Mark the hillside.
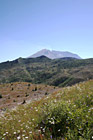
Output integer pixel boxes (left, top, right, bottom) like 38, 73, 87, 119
0, 57, 93, 87
0, 82, 60, 112
0, 80, 93, 140
30, 49, 81, 59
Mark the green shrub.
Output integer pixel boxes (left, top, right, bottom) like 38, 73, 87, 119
38, 93, 93, 139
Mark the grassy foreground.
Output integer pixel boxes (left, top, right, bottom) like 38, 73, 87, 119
0, 80, 93, 140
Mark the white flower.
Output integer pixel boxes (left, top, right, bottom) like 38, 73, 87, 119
54, 100, 57, 103
29, 131, 32, 134
25, 136, 28, 139
3, 133, 6, 136
43, 128, 45, 132
17, 136, 21, 140
14, 132, 16, 134
17, 130, 20, 133
51, 120, 55, 124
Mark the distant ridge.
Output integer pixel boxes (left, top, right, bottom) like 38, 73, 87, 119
30, 49, 81, 59
0, 56, 93, 86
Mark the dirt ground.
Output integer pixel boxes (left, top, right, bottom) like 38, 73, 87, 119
0, 82, 61, 113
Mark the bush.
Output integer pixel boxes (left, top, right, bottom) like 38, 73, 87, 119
45, 92, 49, 95
25, 93, 29, 97
28, 83, 30, 86
32, 87, 37, 91
11, 88, 14, 91
0, 94, 2, 98
39, 101, 69, 138
38, 94, 93, 139
13, 99, 16, 102
35, 87, 37, 91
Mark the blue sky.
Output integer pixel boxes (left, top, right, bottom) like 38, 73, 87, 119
0, 0, 93, 62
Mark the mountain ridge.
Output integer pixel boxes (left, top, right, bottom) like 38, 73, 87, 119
0, 56, 93, 86
30, 49, 81, 59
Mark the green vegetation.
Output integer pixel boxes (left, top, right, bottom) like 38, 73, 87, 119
0, 57, 93, 87
0, 80, 93, 140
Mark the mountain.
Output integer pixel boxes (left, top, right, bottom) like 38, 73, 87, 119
0, 56, 93, 87
30, 49, 81, 59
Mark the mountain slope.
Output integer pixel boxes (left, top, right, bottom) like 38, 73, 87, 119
0, 57, 93, 86
30, 49, 81, 59
0, 80, 93, 139
0, 82, 60, 112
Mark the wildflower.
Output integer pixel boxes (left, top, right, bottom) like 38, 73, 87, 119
49, 120, 51, 123
25, 136, 28, 139
43, 128, 45, 132
3, 133, 6, 136
23, 130, 26, 132
17, 130, 20, 133
54, 99, 57, 103
50, 135, 52, 139
69, 112, 72, 114
17, 136, 21, 140
29, 131, 32, 134
51, 120, 55, 124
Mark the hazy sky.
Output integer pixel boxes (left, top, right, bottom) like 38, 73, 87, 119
0, 0, 93, 62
